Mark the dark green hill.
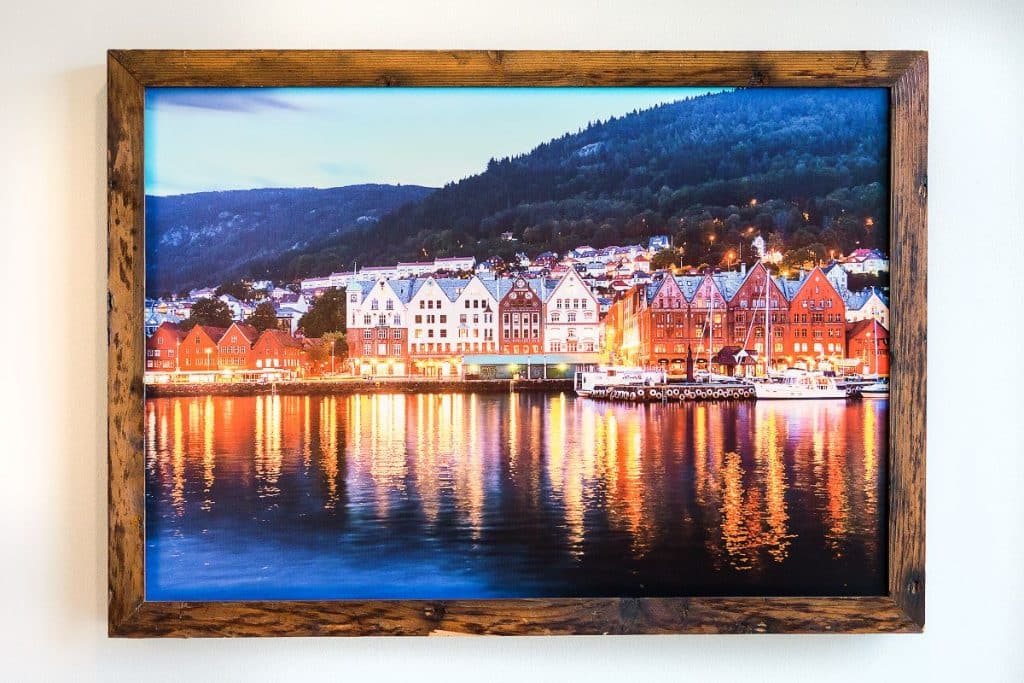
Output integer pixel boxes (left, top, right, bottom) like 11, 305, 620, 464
145, 184, 435, 295
272, 87, 889, 276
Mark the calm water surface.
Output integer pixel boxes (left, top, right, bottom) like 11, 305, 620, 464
145, 392, 887, 600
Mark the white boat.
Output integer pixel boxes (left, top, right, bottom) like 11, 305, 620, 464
754, 369, 847, 400
574, 367, 667, 397
859, 380, 889, 399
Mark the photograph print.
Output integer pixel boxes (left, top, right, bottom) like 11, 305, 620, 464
143, 85, 891, 601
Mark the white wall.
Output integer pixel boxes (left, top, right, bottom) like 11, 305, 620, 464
2, 1, 1021, 680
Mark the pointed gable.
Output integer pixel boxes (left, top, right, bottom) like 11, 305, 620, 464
648, 271, 685, 308
789, 266, 843, 302
222, 321, 259, 345
690, 273, 729, 309
730, 262, 788, 310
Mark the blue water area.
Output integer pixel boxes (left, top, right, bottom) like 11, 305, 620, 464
144, 392, 887, 601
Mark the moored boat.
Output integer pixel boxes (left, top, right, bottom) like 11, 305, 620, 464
574, 367, 667, 397
754, 369, 847, 400
859, 380, 889, 399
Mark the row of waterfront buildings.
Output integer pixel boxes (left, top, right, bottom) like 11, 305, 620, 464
145, 322, 317, 382
144, 237, 891, 382
341, 260, 890, 379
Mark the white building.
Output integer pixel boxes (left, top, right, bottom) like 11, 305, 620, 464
434, 256, 476, 272
543, 269, 601, 354
397, 261, 435, 277
407, 277, 463, 376
751, 234, 766, 260
841, 248, 889, 275
845, 287, 890, 329
823, 262, 849, 294
346, 279, 410, 376
299, 275, 332, 292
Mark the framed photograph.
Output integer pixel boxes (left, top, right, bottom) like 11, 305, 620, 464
108, 50, 926, 636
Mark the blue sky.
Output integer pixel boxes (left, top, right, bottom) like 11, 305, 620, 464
144, 87, 726, 196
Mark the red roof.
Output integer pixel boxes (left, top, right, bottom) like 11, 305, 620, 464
223, 322, 259, 344
255, 329, 305, 349
152, 321, 185, 340
193, 325, 228, 342
846, 319, 888, 339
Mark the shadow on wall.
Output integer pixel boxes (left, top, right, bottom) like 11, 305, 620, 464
58, 64, 107, 636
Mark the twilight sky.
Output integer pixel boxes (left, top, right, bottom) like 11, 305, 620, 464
144, 87, 726, 196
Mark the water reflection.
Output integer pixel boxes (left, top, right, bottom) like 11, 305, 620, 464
145, 393, 887, 600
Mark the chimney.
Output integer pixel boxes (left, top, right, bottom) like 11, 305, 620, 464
740, 262, 747, 275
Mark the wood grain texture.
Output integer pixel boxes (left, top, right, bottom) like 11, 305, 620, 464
109, 50, 926, 87
887, 53, 928, 628
107, 50, 927, 637
107, 52, 146, 633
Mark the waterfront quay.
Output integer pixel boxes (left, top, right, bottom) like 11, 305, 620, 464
145, 377, 574, 398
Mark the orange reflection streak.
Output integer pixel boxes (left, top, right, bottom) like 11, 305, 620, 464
303, 396, 312, 472
365, 395, 408, 517
320, 396, 339, 508
145, 403, 158, 472
253, 395, 283, 499
412, 394, 441, 523
719, 451, 751, 569
171, 399, 185, 516
761, 410, 790, 563
546, 393, 586, 557
201, 395, 215, 511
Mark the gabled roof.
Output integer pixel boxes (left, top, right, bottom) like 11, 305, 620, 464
189, 325, 227, 342
674, 274, 703, 301
785, 266, 842, 301
223, 322, 259, 343
847, 318, 889, 338
844, 286, 889, 311
386, 279, 416, 303
255, 328, 304, 349
150, 321, 185, 340
711, 271, 746, 301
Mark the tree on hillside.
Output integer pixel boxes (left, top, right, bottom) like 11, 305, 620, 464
181, 298, 233, 331
650, 248, 681, 271
246, 302, 280, 332
298, 288, 346, 338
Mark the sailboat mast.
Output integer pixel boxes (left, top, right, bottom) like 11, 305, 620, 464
708, 277, 713, 376
765, 266, 771, 375
873, 317, 880, 375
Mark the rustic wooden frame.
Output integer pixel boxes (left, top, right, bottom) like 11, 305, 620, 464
108, 50, 927, 637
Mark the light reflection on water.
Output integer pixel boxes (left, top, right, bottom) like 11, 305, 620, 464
145, 392, 887, 600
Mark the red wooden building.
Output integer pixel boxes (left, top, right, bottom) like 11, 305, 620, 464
779, 267, 847, 370
639, 274, 689, 371
846, 319, 890, 376
177, 325, 226, 373
251, 329, 306, 373
145, 321, 184, 372
725, 262, 789, 372
217, 322, 259, 371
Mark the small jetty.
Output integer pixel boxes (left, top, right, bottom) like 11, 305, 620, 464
576, 367, 876, 403
593, 382, 755, 402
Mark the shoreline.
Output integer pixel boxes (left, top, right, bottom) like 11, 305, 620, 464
145, 378, 574, 398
